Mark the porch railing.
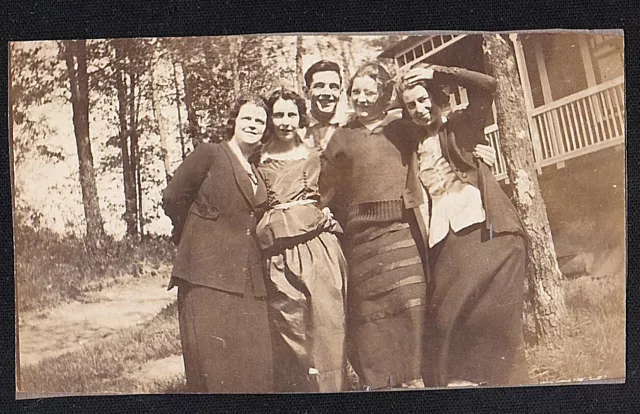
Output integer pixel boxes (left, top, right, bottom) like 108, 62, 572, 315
485, 123, 508, 182
484, 76, 625, 181
530, 76, 625, 167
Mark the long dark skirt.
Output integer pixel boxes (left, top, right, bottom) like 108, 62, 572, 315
424, 223, 528, 387
346, 222, 427, 389
266, 231, 347, 393
177, 279, 274, 393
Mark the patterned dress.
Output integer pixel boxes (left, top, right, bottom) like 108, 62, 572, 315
256, 148, 347, 393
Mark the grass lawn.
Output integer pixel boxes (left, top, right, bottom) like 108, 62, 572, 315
20, 301, 182, 394
526, 272, 625, 384
18, 269, 625, 394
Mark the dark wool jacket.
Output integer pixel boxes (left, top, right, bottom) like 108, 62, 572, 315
400, 66, 525, 249
162, 142, 269, 297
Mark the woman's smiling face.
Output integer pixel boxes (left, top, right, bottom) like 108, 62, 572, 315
271, 98, 301, 142
233, 102, 267, 145
350, 75, 384, 122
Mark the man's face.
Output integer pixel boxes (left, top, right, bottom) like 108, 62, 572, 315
233, 103, 267, 145
308, 70, 341, 118
401, 84, 440, 128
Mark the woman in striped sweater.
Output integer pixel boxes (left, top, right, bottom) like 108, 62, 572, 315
319, 62, 428, 389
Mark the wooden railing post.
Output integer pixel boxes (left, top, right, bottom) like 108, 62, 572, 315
510, 34, 543, 173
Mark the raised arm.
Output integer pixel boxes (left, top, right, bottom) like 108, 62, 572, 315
163, 143, 217, 242
430, 65, 497, 98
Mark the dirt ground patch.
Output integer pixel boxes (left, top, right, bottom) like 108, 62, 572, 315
17, 267, 176, 367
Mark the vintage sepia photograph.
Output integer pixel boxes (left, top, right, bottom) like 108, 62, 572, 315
11, 31, 625, 396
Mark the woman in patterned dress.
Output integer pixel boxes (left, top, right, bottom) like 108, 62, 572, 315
256, 87, 347, 393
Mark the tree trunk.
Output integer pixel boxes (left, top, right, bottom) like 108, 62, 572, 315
229, 37, 241, 95
171, 60, 187, 159
62, 40, 106, 250
180, 61, 202, 148
295, 35, 305, 94
150, 68, 172, 183
340, 37, 352, 82
482, 34, 566, 345
114, 42, 138, 237
129, 71, 144, 238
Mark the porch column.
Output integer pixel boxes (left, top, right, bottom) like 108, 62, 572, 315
510, 33, 543, 172
577, 35, 604, 134
533, 39, 553, 104
533, 36, 563, 160
578, 35, 598, 87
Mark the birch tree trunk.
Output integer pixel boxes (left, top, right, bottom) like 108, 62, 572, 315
482, 34, 566, 344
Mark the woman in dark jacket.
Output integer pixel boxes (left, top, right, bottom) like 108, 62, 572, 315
162, 92, 273, 393
397, 64, 529, 387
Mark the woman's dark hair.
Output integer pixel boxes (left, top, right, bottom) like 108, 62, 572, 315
347, 61, 394, 109
304, 60, 342, 88
224, 91, 270, 140
263, 87, 309, 144
395, 79, 450, 120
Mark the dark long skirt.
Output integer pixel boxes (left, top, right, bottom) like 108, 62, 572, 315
266, 231, 347, 393
424, 223, 528, 387
177, 279, 274, 393
346, 222, 427, 389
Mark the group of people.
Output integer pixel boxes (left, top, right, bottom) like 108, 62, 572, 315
162, 57, 529, 393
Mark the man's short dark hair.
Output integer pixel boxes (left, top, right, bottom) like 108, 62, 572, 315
304, 60, 342, 88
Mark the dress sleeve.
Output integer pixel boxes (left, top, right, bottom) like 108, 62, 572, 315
162, 143, 217, 243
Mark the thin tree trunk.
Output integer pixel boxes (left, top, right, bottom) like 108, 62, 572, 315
128, 67, 139, 236
229, 37, 241, 95
295, 35, 305, 93
340, 38, 352, 82
171, 60, 186, 159
150, 68, 172, 183
482, 34, 566, 345
115, 42, 138, 237
180, 61, 201, 148
62, 39, 106, 250
130, 71, 144, 238
202, 39, 222, 138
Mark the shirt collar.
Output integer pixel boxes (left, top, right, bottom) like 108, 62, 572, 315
357, 109, 404, 134
226, 139, 252, 172
308, 108, 353, 128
